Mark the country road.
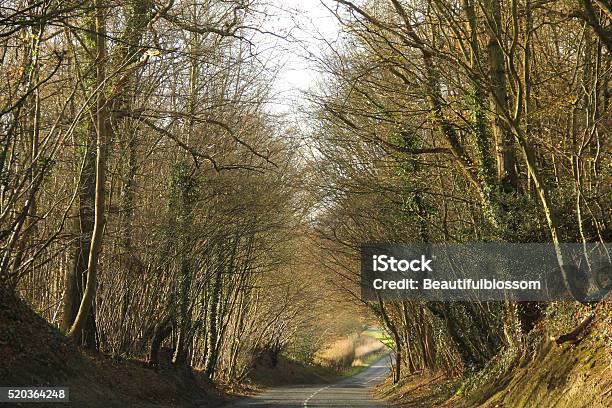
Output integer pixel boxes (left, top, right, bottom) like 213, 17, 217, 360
229, 356, 390, 407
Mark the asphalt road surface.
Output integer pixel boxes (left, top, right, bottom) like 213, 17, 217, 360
229, 356, 390, 407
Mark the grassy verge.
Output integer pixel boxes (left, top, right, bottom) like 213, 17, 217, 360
340, 351, 388, 377
315, 329, 389, 373
362, 328, 393, 348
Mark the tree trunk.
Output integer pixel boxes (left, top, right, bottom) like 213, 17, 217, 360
464, 0, 497, 183
204, 263, 223, 378
61, 123, 98, 349
148, 314, 173, 367
484, 0, 519, 191
376, 296, 401, 383
67, 0, 109, 341
173, 255, 192, 367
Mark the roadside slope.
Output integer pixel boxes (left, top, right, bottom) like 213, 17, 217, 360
378, 304, 611, 408
0, 289, 225, 407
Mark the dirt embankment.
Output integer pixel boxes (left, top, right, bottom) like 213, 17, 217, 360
0, 288, 225, 407
377, 304, 611, 408
459, 325, 610, 408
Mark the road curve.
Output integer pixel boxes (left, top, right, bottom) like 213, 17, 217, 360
229, 356, 390, 407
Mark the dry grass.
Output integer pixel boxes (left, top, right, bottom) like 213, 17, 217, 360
315, 333, 387, 371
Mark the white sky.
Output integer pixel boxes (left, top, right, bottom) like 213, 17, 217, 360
252, 0, 342, 115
